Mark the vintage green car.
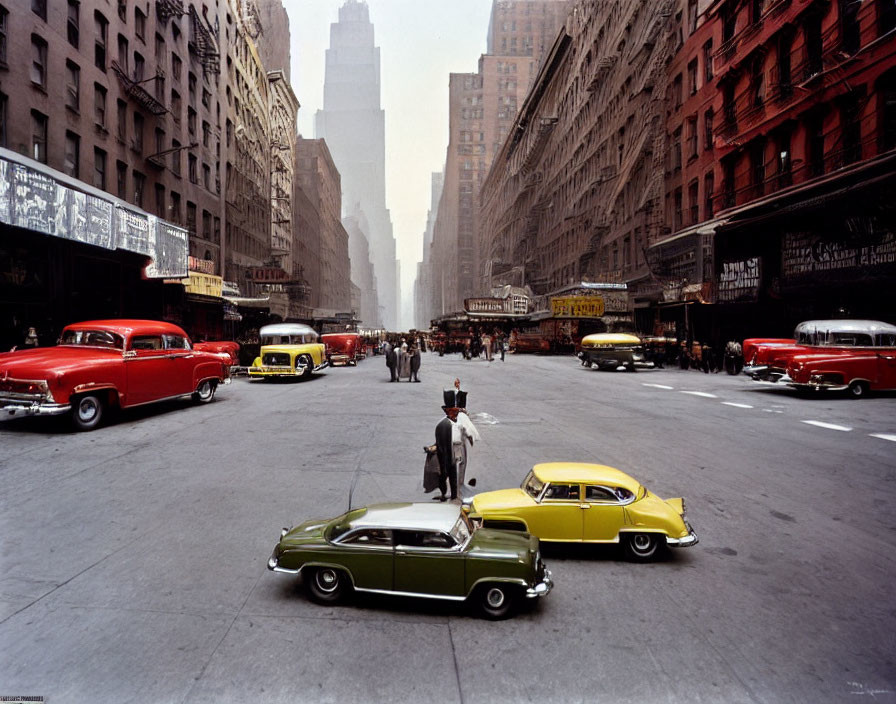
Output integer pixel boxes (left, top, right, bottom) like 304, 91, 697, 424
248, 323, 328, 379
268, 502, 553, 619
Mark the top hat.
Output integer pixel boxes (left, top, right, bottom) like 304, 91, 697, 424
442, 388, 456, 409
456, 390, 467, 408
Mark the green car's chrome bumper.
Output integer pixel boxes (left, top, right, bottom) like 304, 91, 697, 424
526, 569, 553, 598
267, 548, 300, 575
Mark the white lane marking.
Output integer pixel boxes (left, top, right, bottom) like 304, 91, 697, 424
680, 391, 718, 398
722, 402, 754, 409
802, 420, 852, 432
642, 383, 674, 390
869, 433, 896, 442
762, 409, 784, 413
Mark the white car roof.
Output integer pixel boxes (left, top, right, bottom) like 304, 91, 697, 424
259, 323, 318, 337
794, 320, 896, 335
350, 503, 461, 533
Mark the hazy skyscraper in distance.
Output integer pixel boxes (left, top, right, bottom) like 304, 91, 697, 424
315, 0, 400, 330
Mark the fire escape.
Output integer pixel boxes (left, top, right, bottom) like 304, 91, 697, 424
189, 5, 219, 77
111, 62, 168, 116
155, 0, 185, 24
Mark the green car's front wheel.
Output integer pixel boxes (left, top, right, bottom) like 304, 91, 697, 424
474, 583, 518, 620
305, 567, 350, 604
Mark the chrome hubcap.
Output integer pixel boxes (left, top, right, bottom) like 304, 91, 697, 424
317, 570, 338, 593
199, 382, 211, 398
486, 588, 505, 608
633, 534, 652, 552
78, 398, 98, 421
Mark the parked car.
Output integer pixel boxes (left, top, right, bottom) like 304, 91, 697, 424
268, 501, 553, 619
577, 333, 653, 371
0, 319, 231, 431
193, 340, 241, 369
467, 462, 697, 562
785, 347, 896, 398
744, 320, 896, 382
321, 332, 361, 367
248, 323, 327, 379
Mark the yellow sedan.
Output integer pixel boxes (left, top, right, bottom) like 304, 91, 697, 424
467, 463, 697, 561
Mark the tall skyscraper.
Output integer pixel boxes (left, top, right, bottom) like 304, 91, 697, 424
314, 0, 399, 330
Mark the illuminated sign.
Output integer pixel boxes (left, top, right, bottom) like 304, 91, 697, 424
249, 267, 293, 283
464, 298, 512, 314
551, 296, 605, 318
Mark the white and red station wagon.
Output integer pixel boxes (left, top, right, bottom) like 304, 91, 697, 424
0, 319, 231, 430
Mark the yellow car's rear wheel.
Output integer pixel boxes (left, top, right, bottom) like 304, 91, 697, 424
623, 533, 663, 562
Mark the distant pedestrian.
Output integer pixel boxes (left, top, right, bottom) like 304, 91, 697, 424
483, 332, 493, 361
398, 342, 411, 380
409, 343, 421, 382
499, 333, 506, 361
385, 341, 397, 382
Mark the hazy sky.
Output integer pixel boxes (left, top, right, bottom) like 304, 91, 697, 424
285, 0, 493, 326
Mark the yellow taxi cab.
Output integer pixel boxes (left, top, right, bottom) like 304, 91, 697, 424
467, 462, 697, 561
248, 323, 327, 380
577, 333, 653, 371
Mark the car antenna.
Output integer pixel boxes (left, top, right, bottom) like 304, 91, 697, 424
347, 468, 365, 512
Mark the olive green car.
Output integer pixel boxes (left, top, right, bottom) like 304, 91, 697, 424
268, 502, 553, 619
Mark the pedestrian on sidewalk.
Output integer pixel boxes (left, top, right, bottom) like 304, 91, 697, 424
434, 388, 480, 502
409, 343, 421, 382
385, 340, 397, 381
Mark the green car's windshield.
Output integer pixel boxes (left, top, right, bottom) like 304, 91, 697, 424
523, 471, 544, 499
450, 514, 472, 546
327, 508, 367, 542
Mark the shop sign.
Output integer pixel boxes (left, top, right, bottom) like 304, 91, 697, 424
189, 256, 216, 275
782, 231, 896, 277
718, 257, 761, 303
551, 296, 605, 318
249, 266, 293, 283
184, 272, 223, 298
465, 297, 512, 314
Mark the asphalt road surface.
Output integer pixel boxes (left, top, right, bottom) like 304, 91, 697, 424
1, 351, 895, 703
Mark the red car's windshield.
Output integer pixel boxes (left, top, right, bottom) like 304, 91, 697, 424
59, 329, 124, 349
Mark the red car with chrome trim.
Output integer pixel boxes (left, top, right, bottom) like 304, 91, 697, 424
0, 319, 231, 431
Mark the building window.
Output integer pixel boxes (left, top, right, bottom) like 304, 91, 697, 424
31, 110, 48, 163
202, 210, 211, 240
170, 191, 181, 223
116, 160, 127, 198
723, 80, 737, 128
840, 92, 863, 165
0, 7, 7, 67
171, 53, 181, 80
64, 131, 80, 177
117, 34, 129, 74
750, 54, 764, 108
155, 33, 165, 60
118, 0, 127, 22
687, 0, 698, 34
688, 179, 699, 224
687, 115, 698, 157
117, 99, 127, 141
135, 7, 146, 41
672, 127, 682, 171
67, 0, 80, 48
155, 127, 165, 156
93, 147, 106, 190
806, 111, 826, 176
804, 12, 823, 78
187, 107, 196, 135
776, 129, 793, 188
722, 157, 736, 207
202, 163, 211, 190
750, 138, 767, 197
703, 40, 713, 83
66, 61, 81, 112
94, 83, 107, 128
202, 120, 210, 147
133, 52, 144, 81
31, 35, 48, 88
881, 70, 896, 152
94, 12, 108, 70
132, 112, 144, 153
674, 187, 683, 230
188, 72, 196, 102
32, 0, 47, 21
133, 171, 145, 208
202, 88, 211, 109
186, 201, 197, 234
687, 58, 698, 96
840, 0, 861, 54
155, 183, 164, 216
0, 92, 6, 147
171, 139, 181, 175
750, 0, 764, 24
776, 31, 793, 99
188, 154, 197, 183
704, 108, 714, 150
673, 74, 683, 109
171, 90, 182, 122
704, 171, 715, 218
880, 0, 896, 36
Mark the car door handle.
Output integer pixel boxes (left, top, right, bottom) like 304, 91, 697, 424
579, 504, 591, 509
396, 550, 407, 556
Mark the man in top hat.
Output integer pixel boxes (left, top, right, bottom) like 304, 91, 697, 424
434, 387, 480, 501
